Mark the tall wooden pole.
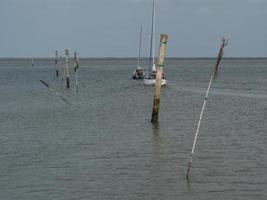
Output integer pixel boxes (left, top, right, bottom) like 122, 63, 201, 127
55, 50, 59, 78
65, 49, 70, 88
151, 34, 168, 124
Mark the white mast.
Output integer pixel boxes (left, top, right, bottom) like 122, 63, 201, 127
137, 26, 143, 68
152, 0, 156, 69
149, 0, 156, 71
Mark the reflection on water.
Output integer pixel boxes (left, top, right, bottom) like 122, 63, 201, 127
152, 123, 161, 159
148, 123, 164, 199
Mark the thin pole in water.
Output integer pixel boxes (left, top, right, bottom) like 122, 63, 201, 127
186, 37, 228, 180
151, 34, 168, 124
55, 50, 59, 78
74, 51, 79, 93
64, 49, 70, 88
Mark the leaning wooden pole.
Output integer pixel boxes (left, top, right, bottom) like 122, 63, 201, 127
186, 38, 228, 180
55, 50, 59, 78
64, 49, 70, 88
40, 80, 71, 106
151, 34, 168, 124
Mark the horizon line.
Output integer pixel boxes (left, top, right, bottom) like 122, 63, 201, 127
0, 56, 267, 60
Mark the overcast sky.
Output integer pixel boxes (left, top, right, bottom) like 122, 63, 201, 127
0, 0, 266, 58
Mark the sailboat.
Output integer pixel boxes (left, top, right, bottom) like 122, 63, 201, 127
132, 26, 145, 79
144, 0, 166, 86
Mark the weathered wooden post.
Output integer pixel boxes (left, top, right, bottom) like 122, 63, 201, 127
64, 49, 70, 88
55, 50, 59, 78
151, 34, 168, 123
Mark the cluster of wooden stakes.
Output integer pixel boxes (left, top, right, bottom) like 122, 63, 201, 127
54, 49, 80, 90
40, 34, 228, 181
39, 49, 80, 105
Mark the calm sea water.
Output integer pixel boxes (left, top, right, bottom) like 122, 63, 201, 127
0, 58, 266, 200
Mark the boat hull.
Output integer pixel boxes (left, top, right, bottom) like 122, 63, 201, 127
133, 75, 144, 79
143, 78, 166, 86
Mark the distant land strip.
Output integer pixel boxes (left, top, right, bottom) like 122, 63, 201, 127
0, 57, 267, 60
